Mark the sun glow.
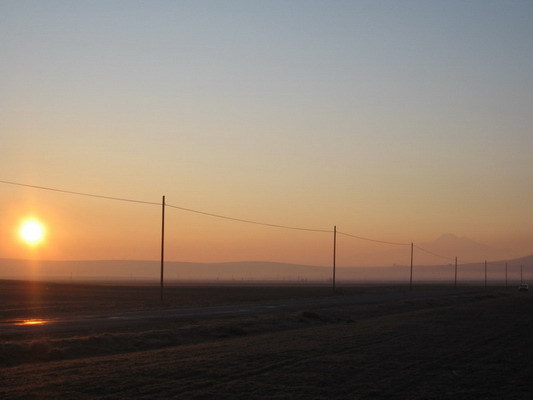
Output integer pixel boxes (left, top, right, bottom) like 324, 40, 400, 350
19, 219, 46, 246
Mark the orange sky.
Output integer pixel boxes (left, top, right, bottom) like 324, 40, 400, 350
2, 2, 533, 267
1, 181, 531, 267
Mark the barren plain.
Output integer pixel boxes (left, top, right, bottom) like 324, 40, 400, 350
1, 280, 532, 399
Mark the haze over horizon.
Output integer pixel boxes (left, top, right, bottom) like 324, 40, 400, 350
1, 230, 530, 270
2, 1, 532, 271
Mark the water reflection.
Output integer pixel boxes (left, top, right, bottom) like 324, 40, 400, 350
14, 318, 48, 326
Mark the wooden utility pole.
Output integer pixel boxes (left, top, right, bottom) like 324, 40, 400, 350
409, 242, 414, 290
484, 260, 487, 289
332, 226, 337, 290
454, 256, 458, 289
160, 195, 166, 302
505, 263, 508, 288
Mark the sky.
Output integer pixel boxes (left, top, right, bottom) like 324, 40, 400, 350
1, 0, 533, 267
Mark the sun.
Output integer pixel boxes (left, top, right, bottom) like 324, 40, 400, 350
19, 219, 46, 246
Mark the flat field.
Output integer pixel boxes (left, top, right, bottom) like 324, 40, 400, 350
1, 280, 532, 399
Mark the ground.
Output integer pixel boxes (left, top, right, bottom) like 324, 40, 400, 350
1, 281, 532, 399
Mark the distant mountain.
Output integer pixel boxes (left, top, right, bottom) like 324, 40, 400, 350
505, 254, 533, 266
0, 259, 331, 282
1, 254, 532, 284
419, 233, 506, 263
354, 234, 516, 266
429, 233, 489, 252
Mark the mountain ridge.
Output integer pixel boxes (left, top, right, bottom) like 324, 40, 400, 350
1, 254, 532, 283
351, 233, 517, 266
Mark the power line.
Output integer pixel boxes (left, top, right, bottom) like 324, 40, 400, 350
0, 179, 331, 233
0, 179, 476, 263
336, 231, 410, 246
165, 202, 332, 233
4, 178, 503, 286
0, 179, 160, 206
413, 244, 455, 261
457, 258, 478, 265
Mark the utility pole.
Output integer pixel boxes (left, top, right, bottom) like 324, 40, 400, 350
409, 242, 414, 290
160, 195, 166, 302
505, 263, 508, 288
454, 256, 458, 289
521, 264, 523, 284
332, 226, 337, 290
484, 260, 487, 289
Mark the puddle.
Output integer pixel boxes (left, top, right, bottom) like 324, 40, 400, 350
18, 319, 48, 326
0, 318, 50, 326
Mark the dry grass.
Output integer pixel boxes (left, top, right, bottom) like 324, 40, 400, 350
0, 279, 375, 319
1, 280, 532, 399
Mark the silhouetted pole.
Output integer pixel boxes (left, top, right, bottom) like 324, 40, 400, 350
521, 264, 523, 284
505, 263, 508, 288
454, 256, 458, 289
332, 225, 337, 290
160, 195, 166, 301
409, 242, 414, 290
484, 260, 487, 289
